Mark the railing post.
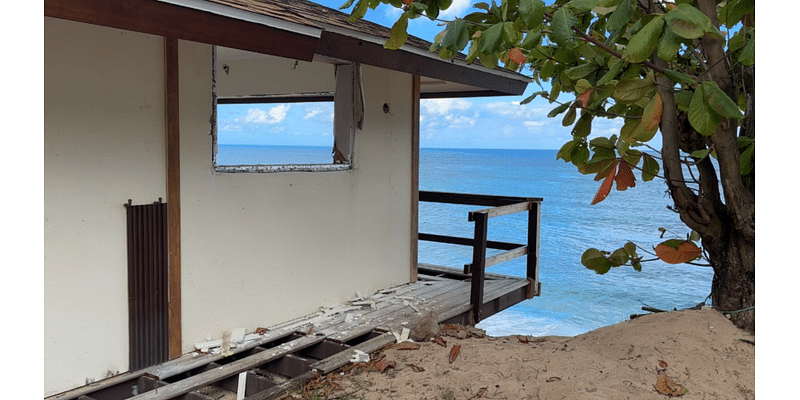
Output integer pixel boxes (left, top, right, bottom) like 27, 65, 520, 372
470, 211, 488, 325
526, 201, 541, 297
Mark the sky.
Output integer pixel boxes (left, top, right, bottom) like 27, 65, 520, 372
216, 0, 625, 151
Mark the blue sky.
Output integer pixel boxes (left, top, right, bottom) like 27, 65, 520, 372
217, 0, 626, 150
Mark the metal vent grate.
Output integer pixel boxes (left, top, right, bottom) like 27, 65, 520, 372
125, 199, 169, 371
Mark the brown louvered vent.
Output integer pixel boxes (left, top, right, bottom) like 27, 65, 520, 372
125, 199, 169, 371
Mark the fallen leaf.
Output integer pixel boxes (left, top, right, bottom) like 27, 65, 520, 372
449, 345, 461, 363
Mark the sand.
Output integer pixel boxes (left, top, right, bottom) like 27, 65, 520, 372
286, 309, 754, 399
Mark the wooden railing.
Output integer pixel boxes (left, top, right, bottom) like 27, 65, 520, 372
418, 191, 543, 323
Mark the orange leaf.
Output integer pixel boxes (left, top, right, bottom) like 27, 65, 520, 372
615, 160, 637, 191
591, 161, 617, 205
631, 93, 663, 142
654, 240, 702, 264
509, 47, 526, 65
577, 88, 594, 108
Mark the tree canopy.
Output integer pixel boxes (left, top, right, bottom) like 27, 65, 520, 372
343, 0, 755, 331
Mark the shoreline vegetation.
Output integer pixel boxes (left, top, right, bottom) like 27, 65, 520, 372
281, 309, 754, 400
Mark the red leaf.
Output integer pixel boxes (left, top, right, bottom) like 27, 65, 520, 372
655, 240, 702, 264
508, 47, 526, 65
591, 161, 617, 205
577, 89, 593, 108
615, 160, 637, 191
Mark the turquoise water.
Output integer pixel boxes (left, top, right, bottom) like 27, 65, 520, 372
218, 145, 714, 337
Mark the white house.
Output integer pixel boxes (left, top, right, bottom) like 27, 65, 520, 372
44, 0, 533, 397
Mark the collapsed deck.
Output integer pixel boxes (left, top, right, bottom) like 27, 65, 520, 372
48, 266, 537, 400
48, 191, 543, 400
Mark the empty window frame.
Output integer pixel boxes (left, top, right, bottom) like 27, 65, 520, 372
213, 56, 363, 173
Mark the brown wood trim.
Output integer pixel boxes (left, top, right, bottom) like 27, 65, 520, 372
45, 0, 317, 62
165, 37, 182, 360
315, 32, 528, 96
410, 75, 421, 283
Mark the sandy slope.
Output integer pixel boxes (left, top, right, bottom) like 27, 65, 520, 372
298, 309, 754, 400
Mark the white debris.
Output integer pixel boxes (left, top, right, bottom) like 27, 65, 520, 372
393, 327, 411, 343
350, 349, 370, 363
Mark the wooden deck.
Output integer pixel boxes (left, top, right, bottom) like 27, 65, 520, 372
47, 265, 537, 400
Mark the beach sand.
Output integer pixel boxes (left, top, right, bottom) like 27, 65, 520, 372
283, 309, 754, 399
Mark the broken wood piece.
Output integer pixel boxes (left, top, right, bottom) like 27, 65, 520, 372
236, 372, 247, 400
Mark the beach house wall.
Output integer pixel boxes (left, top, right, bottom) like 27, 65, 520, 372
44, 0, 529, 396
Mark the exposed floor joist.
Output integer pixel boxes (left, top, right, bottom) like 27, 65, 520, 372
48, 267, 535, 400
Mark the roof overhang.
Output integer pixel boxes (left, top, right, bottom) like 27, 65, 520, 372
44, 0, 530, 97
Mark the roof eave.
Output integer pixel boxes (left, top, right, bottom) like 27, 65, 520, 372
45, 0, 530, 96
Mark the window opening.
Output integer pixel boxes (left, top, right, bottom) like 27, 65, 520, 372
212, 47, 362, 173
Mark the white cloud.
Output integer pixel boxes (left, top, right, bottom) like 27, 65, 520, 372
241, 104, 290, 125
422, 98, 472, 115
302, 108, 322, 120
438, 0, 472, 19
523, 120, 545, 130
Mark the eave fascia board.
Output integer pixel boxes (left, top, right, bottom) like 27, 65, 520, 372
315, 31, 530, 96
318, 23, 530, 85
155, 0, 323, 39
45, 0, 318, 62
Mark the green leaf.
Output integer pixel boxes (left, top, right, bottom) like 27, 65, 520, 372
548, 102, 571, 118
474, 2, 491, 11
441, 18, 470, 52
665, 3, 713, 39
518, 0, 545, 30
582, 248, 614, 274
641, 153, 659, 181
551, 7, 578, 49
702, 81, 744, 120
520, 90, 548, 105
738, 36, 755, 66
688, 85, 720, 136
623, 15, 664, 64
578, 157, 614, 175
606, 0, 636, 33
663, 69, 697, 85
557, 139, 581, 162
562, 105, 577, 126
571, 142, 590, 165
656, 26, 682, 62
673, 90, 693, 111
565, 62, 599, 80
565, 0, 599, 12
596, 59, 625, 86
572, 113, 593, 138
521, 31, 543, 50
613, 77, 656, 103
609, 247, 631, 265
384, 13, 409, 50
479, 22, 505, 55
690, 149, 709, 159
739, 141, 754, 175
502, 21, 522, 45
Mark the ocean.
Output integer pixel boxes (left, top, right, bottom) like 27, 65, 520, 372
218, 145, 714, 337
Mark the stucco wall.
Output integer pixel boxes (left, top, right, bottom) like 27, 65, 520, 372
44, 19, 414, 397
44, 18, 166, 396
179, 43, 413, 350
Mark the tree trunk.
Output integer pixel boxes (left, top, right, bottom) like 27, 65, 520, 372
703, 223, 756, 333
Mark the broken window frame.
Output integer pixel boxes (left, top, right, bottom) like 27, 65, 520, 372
211, 50, 363, 173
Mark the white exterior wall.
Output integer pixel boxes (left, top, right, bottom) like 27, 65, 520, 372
44, 18, 166, 396
179, 43, 413, 349
44, 18, 414, 397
